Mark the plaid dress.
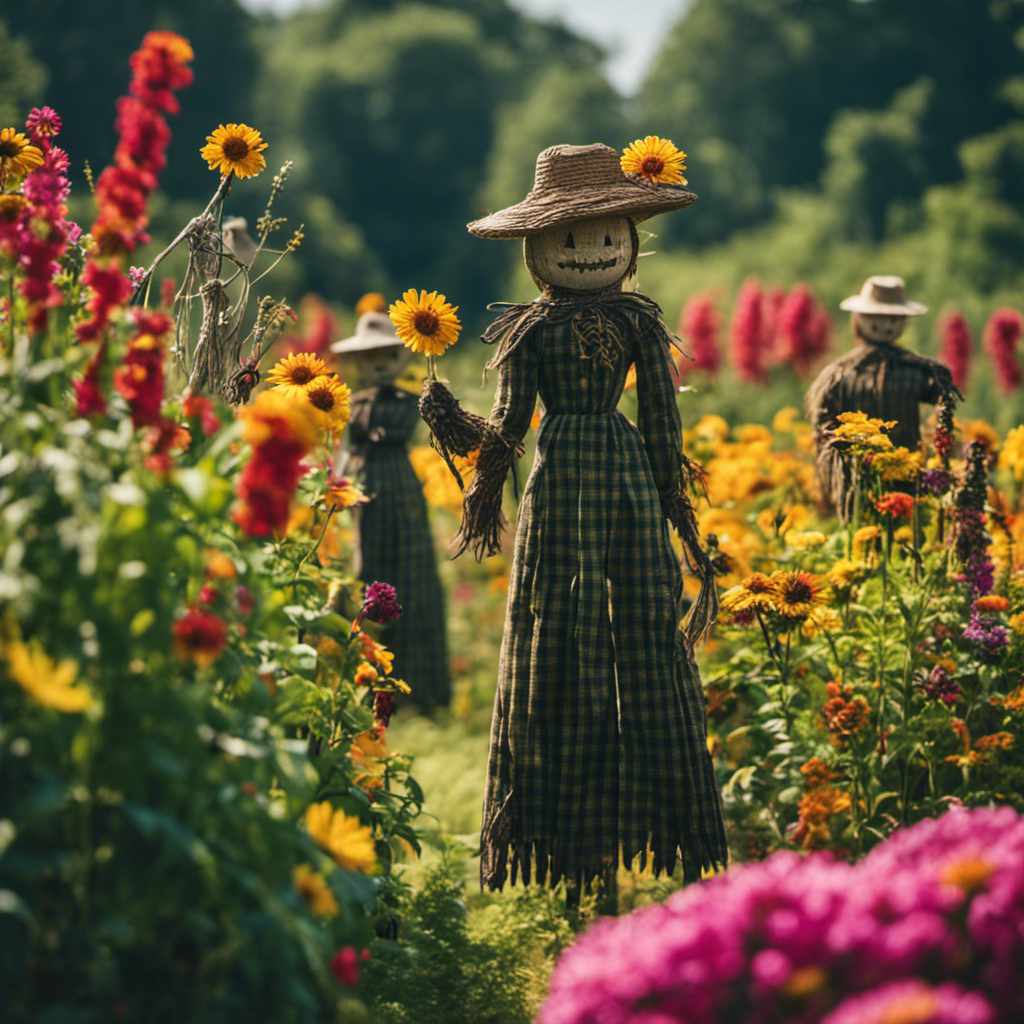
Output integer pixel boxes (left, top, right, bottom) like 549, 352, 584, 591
347, 385, 451, 710
476, 298, 728, 891
806, 341, 957, 519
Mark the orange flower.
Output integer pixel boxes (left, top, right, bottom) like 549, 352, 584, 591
973, 595, 1009, 614
874, 492, 915, 520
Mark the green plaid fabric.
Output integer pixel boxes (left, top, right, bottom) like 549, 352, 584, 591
806, 342, 956, 519
478, 306, 728, 891
347, 385, 451, 710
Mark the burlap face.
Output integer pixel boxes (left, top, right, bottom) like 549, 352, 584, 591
525, 215, 633, 291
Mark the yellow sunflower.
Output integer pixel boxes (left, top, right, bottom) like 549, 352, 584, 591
620, 135, 687, 185
389, 289, 461, 357
304, 801, 377, 873
4, 641, 94, 713
267, 352, 331, 394
720, 572, 779, 614
293, 863, 339, 918
200, 123, 268, 179
0, 128, 44, 179
770, 570, 826, 622
302, 377, 352, 439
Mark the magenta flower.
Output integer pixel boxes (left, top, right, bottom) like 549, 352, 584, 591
676, 292, 721, 376
938, 310, 972, 392
819, 981, 996, 1024
983, 308, 1022, 393
358, 581, 402, 626
729, 277, 768, 383
776, 282, 830, 376
920, 664, 961, 705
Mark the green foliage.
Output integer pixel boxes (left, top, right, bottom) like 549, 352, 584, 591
0, 21, 46, 128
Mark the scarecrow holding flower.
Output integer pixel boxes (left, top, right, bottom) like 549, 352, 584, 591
418, 140, 728, 901
330, 311, 451, 711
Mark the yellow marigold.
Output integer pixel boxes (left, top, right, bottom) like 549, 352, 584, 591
693, 413, 730, 442
238, 388, 320, 450
828, 558, 872, 598
0, 128, 44, 178
772, 406, 801, 434
389, 289, 461, 357
200, 123, 268, 179
4, 641, 94, 712
771, 570, 826, 622
831, 412, 895, 452
302, 377, 352, 440
355, 292, 387, 316
869, 446, 923, 481
756, 503, 811, 538
852, 525, 881, 559
354, 663, 378, 687
998, 424, 1024, 481
293, 863, 339, 918
304, 801, 377, 873
801, 605, 842, 639
735, 424, 773, 446
960, 418, 1000, 452
620, 135, 687, 185
327, 476, 368, 510
1008, 613, 1024, 636
940, 857, 995, 896
785, 530, 827, 550
267, 352, 331, 393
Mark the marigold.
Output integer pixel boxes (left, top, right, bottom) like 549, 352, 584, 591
304, 801, 377, 873
868, 446, 922, 481
4, 641, 94, 712
821, 693, 871, 741
973, 595, 1009, 614
293, 863, 339, 918
620, 135, 687, 185
389, 289, 461, 357
200, 123, 267, 179
267, 352, 331, 393
0, 128, 45, 179
874, 492, 915, 520
998, 424, 1024, 481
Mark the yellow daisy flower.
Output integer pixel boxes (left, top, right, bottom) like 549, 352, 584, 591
0, 128, 44, 179
302, 377, 352, 440
4, 641, 94, 713
267, 352, 331, 394
869, 446, 923, 481
720, 572, 779, 614
770, 570, 826, 622
389, 289, 461, 357
293, 863, 339, 918
620, 135, 687, 185
997, 424, 1024, 481
772, 406, 801, 434
200, 123, 268, 179
304, 801, 377, 873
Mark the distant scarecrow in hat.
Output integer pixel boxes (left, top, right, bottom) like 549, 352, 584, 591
806, 275, 961, 521
333, 312, 451, 711
420, 140, 728, 901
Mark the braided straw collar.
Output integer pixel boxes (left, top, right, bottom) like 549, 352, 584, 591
468, 143, 696, 239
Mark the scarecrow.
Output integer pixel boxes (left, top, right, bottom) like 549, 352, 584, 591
806, 275, 961, 520
420, 141, 729, 900
333, 311, 451, 711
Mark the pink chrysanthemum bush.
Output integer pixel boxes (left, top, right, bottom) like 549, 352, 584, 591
539, 806, 1024, 1024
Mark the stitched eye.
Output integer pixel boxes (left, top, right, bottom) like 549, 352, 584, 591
564, 232, 575, 249
604, 234, 612, 246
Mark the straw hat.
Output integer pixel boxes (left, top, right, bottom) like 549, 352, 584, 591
468, 143, 696, 239
331, 311, 403, 354
839, 276, 927, 316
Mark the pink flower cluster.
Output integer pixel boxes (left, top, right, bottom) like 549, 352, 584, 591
983, 308, 1022, 393
729, 277, 767, 383
538, 806, 1024, 1024
675, 293, 721, 376
0, 107, 81, 334
775, 283, 831, 375
938, 310, 972, 391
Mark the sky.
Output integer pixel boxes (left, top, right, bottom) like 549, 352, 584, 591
238, 0, 692, 95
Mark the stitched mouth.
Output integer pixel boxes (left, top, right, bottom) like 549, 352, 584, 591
556, 256, 619, 273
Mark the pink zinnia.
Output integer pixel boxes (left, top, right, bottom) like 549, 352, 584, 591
729, 277, 767, 383
938, 309, 972, 391
983, 307, 1022, 392
676, 292, 721, 375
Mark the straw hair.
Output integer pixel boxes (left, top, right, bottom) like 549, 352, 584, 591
839, 276, 927, 316
468, 143, 696, 239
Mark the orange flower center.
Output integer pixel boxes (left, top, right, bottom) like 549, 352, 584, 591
640, 155, 665, 177
290, 366, 313, 385
309, 387, 336, 412
413, 310, 440, 336
222, 136, 250, 161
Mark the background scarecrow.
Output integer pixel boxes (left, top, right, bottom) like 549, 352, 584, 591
422, 141, 729, 902
806, 275, 961, 520
333, 312, 451, 711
